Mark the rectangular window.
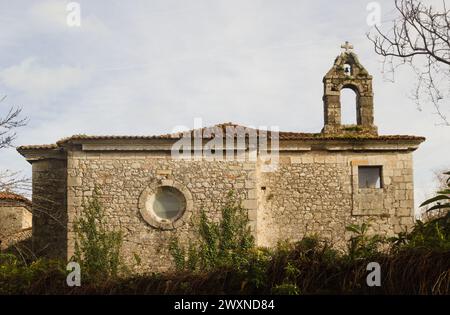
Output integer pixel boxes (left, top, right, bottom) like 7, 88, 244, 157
358, 166, 382, 188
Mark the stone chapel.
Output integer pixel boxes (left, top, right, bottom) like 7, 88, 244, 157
17, 44, 425, 272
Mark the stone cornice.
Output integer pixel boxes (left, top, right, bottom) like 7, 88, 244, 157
16, 147, 66, 163
16, 136, 424, 159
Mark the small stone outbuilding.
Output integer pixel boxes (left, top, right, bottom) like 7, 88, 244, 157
0, 192, 32, 250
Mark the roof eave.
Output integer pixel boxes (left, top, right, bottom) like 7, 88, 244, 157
16, 146, 66, 162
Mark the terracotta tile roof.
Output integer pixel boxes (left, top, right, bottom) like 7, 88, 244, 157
17, 122, 425, 150
55, 133, 425, 142
16, 144, 58, 150
0, 192, 32, 206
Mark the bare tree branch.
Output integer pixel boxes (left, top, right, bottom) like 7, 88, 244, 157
368, 0, 450, 126
0, 96, 30, 194
0, 96, 28, 149
0, 170, 31, 193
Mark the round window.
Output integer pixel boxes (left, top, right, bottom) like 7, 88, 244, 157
148, 186, 186, 220
139, 181, 193, 230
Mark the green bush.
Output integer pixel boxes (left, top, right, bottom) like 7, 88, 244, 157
169, 192, 254, 272
0, 254, 65, 294
346, 222, 385, 260
1, 186, 449, 295
420, 171, 450, 213
391, 171, 450, 252
1, 220, 449, 294
271, 283, 300, 295
73, 188, 124, 280
390, 212, 450, 251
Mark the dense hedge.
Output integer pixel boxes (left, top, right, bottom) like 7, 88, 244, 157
1, 185, 449, 295
1, 237, 448, 295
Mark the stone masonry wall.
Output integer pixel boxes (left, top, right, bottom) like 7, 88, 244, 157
64, 149, 415, 273
257, 151, 415, 248
0, 201, 32, 237
32, 159, 68, 259
66, 150, 258, 273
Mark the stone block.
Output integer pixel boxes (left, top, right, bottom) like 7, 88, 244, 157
242, 199, 257, 210
156, 169, 172, 175
397, 207, 412, 217
248, 209, 257, 221
248, 189, 258, 199
245, 180, 255, 189
302, 156, 313, 163
68, 176, 82, 187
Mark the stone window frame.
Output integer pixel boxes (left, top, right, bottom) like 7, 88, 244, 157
138, 179, 193, 230
351, 160, 387, 216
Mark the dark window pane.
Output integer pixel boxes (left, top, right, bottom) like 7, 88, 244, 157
358, 166, 382, 188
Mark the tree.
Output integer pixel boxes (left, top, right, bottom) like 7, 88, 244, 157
367, 0, 450, 125
0, 96, 29, 192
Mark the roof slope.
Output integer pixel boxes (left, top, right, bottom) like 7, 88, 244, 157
16, 122, 426, 150
0, 192, 32, 206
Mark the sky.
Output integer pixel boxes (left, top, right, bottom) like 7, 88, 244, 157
0, 0, 448, 213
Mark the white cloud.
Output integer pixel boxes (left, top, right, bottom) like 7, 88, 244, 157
0, 57, 89, 99
0, 0, 447, 212
29, 0, 68, 29
28, 0, 108, 35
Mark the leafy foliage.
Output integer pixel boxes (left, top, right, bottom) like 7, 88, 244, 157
420, 171, 450, 213
271, 283, 300, 295
0, 254, 65, 294
390, 212, 450, 251
169, 192, 254, 272
346, 222, 385, 260
386, 171, 450, 251
73, 188, 123, 280
1, 189, 449, 295
1, 216, 449, 294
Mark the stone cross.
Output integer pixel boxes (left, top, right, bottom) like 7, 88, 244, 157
341, 41, 354, 52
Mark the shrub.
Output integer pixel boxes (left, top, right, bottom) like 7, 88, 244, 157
73, 188, 123, 280
169, 192, 254, 272
390, 212, 450, 251
0, 254, 65, 294
420, 171, 450, 214
271, 283, 300, 295
1, 185, 449, 295
391, 172, 450, 252
346, 222, 385, 260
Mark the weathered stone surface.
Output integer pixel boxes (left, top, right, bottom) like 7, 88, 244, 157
35, 148, 416, 273
32, 159, 68, 260
0, 197, 32, 238
65, 153, 257, 272
256, 151, 415, 248
322, 50, 377, 136
15, 45, 424, 273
